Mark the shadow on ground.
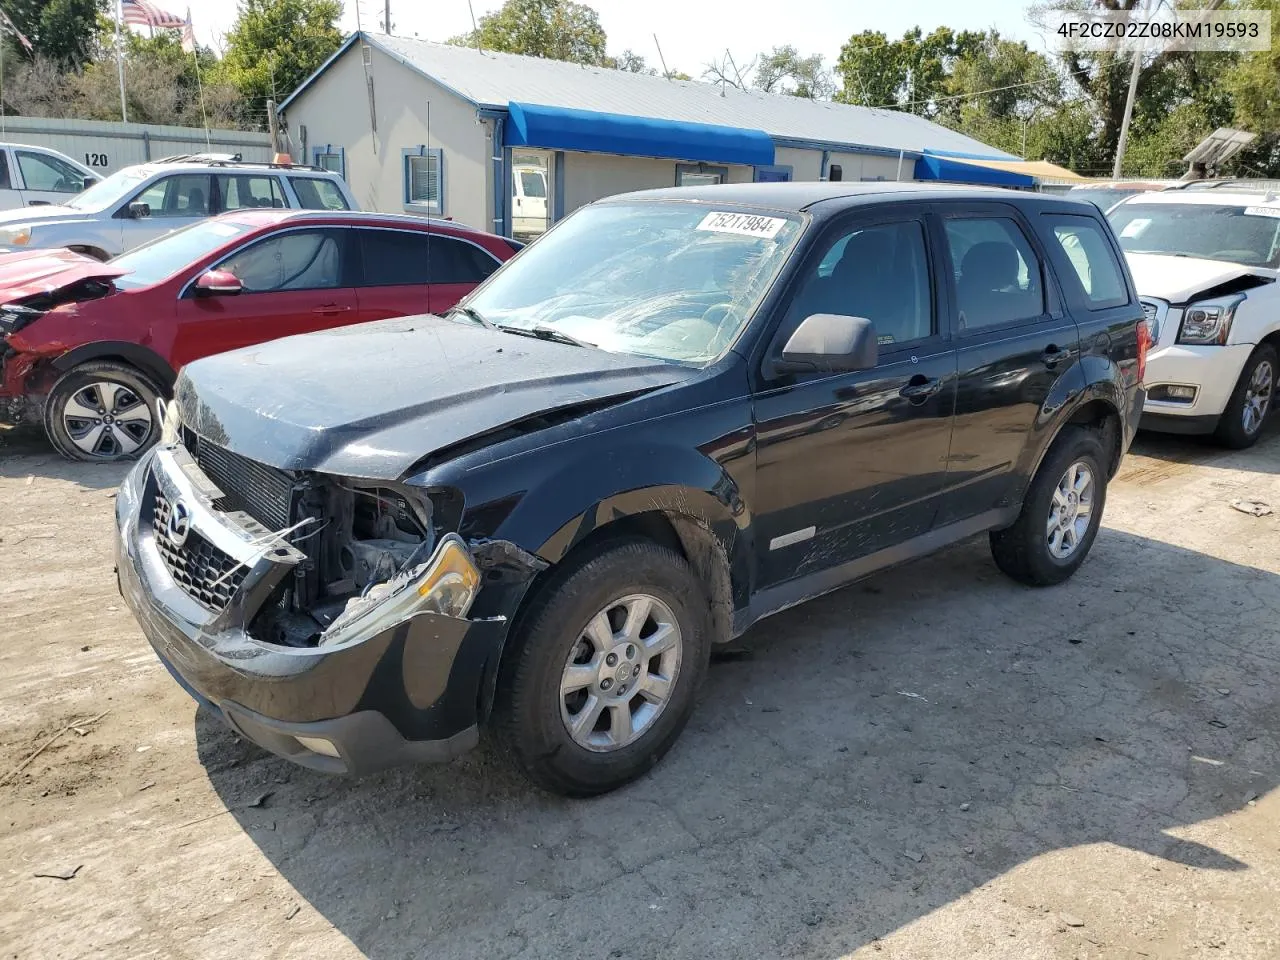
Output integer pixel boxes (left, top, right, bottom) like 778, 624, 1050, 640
195, 525, 1279, 959
0, 425, 129, 490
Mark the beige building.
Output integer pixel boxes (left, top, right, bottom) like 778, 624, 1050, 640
278, 33, 1023, 240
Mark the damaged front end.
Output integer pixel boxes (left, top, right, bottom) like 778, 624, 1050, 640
114, 414, 545, 774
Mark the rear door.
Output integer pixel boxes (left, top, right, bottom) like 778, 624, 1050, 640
934, 201, 1084, 526
169, 226, 357, 369
213, 173, 286, 212
353, 228, 502, 320
120, 174, 212, 251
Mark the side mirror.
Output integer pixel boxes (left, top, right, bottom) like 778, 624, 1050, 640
770, 313, 878, 376
128, 201, 151, 219
194, 270, 242, 296
82, 175, 99, 188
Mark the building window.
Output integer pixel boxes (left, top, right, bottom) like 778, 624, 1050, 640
676, 163, 729, 187
403, 147, 444, 214
312, 145, 345, 179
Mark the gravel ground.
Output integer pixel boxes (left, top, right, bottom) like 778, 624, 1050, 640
3, 421, 1280, 960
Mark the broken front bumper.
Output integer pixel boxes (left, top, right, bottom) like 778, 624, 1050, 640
114, 446, 511, 775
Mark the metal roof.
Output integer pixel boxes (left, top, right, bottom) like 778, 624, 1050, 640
283, 33, 1017, 161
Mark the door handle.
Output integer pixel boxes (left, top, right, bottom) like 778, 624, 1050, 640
1041, 344, 1068, 367
313, 303, 351, 316
899, 375, 941, 403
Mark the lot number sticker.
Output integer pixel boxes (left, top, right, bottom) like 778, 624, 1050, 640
696, 211, 786, 239
1244, 206, 1280, 219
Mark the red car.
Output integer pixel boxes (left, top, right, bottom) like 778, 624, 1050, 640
0, 210, 519, 461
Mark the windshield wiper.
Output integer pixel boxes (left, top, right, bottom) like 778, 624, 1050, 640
448, 304, 497, 329
497, 324, 595, 348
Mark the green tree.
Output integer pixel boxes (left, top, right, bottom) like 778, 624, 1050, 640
755, 45, 834, 99
219, 0, 343, 111
3, 0, 104, 67
610, 49, 656, 75
835, 27, 982, 111
448, 0, 609, 66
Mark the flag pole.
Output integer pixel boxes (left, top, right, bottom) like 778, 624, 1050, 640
115, 0, 128, 121
180, 11, 208, 148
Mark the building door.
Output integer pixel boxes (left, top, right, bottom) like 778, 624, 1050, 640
512, 150, 553, 242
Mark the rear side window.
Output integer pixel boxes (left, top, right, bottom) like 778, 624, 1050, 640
357, 230, 500, 286
134, 174, 211, 218
0, 155, 11, 190
1046, 215, 1129, 309
290, 177, 350, 211
218, 229, 344, 292
943, 217, 1045, 332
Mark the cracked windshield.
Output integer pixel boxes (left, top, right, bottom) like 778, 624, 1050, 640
460, 201, 803, 363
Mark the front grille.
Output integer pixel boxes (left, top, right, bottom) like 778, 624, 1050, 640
189, 435, 294, 532
152, 492, 246, 610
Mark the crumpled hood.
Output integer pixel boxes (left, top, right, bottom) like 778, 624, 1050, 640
176, 315, 695, 479
0, 248, 127, 303
1125, 252, 1276, 304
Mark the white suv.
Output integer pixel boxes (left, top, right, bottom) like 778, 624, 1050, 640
0, 142, 99, 209
0, 155, 357, 260
1108, 183, 1280, 448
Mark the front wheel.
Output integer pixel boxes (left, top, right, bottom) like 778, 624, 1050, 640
43, 361, 162, 463
990, 426, 1108, 586
494, 539, 712, 797
1214, 345, 1276, 449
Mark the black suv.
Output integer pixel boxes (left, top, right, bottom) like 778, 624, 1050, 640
115, 183, 1148, 796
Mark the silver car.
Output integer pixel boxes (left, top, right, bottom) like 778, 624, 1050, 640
0, 155, 357, 260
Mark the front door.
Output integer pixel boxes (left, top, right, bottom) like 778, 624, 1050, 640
119, 174, 212, 252
933, 203, 1084, 526
170, 227, 356, 370
751, 208, 958, 588
13, 149, 92, 207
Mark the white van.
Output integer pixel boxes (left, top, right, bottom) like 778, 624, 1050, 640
512, 163, 549, 239
0, 143, 98, 210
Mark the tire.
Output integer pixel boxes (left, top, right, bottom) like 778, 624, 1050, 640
990, 425, 1108, 586
494, 539, 712, 797
1214, 345, 1276, 450
43, 361, 163, 463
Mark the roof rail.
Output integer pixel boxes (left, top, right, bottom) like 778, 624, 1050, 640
152, 153, 327, 173
1169, 178, 1280, 193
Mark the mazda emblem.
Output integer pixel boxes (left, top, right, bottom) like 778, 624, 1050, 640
167, 498, 192, 548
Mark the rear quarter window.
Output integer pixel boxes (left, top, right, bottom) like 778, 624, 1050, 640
1042, 214, 1130, 310
290, 177, 350, 211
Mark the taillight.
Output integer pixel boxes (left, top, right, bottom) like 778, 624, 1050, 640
1136, 318, 1152, 384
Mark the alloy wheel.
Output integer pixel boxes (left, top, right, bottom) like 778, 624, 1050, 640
1046, 460, 1094, 560
62, 380, 152, 459
1242, 359, 1273, 437
559, 593, 683, 752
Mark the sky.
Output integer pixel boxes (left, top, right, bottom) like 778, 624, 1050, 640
183, 0, 1050, 76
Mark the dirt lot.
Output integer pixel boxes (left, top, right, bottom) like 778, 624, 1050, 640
4, 421, 1280, 960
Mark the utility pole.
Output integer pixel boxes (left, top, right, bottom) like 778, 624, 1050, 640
384, 0, 391, 34
266, 98, 279, 155
1114, 0, 1224, 178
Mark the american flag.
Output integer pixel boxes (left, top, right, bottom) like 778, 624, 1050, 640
121, 0, 188, 29
0, 7, 33, 51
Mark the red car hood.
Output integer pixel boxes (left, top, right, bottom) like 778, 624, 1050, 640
0, 248, 128, 303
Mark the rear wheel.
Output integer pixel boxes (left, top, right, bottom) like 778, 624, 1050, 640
990, 425, 1108, 586
1214, 345, 1275, 449
494, 539, 711, 797
43, 361, 162, 463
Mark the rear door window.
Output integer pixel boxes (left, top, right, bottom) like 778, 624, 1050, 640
357, 230, 500, 285
1045, 215, 1129, 309
290, 177, 350, 210
216, 174, 285, 211
943, 217, 1045, 332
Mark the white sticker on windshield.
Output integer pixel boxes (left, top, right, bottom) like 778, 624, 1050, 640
1119, 218, 1150, 238
696, 211, 786, 239
1244, 206, 1280, 219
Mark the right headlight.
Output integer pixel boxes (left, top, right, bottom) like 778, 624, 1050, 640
317, 534, 481, 649
1177, 294, 1244, 346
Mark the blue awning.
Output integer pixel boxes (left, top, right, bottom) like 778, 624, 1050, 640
506, 101, 775, 166
913, 153, 1036, 188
